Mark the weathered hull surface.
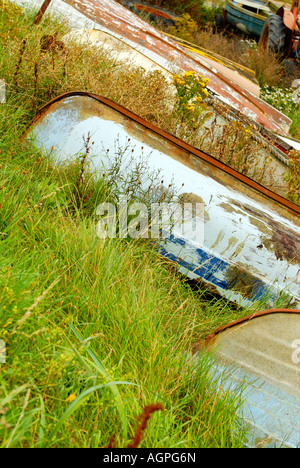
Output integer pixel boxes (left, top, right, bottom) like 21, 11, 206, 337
225, 0, 269, 38
12, 0, 292, 135
169, 34, 260, 97
201, 309, 300, 447
25, 93, 300, 308
62, 0, 291, 134
119, 0, 181, 27
61, 26, 295, 171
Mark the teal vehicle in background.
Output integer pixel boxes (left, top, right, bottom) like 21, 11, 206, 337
216, 0, 280, 38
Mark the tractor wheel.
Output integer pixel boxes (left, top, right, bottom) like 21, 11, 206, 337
259, 14, 289, 59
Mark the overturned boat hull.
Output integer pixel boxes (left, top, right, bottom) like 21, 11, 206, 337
224, 0, 271, 38
12, 0, 292, 136
25, 92, 300, 308
200, 308, 300, 448
119, 0, 181, 27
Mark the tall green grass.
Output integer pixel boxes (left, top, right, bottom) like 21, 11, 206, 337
0, 150, 249, 447
0, 1, 272, 448
0, 148, 249, 447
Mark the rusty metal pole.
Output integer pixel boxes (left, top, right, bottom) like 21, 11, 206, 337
33, 0, 53, 25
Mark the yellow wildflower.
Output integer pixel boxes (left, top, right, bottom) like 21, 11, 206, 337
66, 393, 77, 403
184, 71, 196, 77
2, 318, 13, 328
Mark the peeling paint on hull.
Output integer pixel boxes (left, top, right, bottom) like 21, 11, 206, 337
12, 0, 292, 135
62, 28, 175, 87
170, 34, 260, 97
25, 93, 300, 309
63, 0, 292, 134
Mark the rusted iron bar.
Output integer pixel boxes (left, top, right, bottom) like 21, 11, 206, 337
33, 0, 52, 25
204, 308, 300, 346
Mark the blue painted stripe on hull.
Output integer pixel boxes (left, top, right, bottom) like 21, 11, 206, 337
158, 236, 281, 305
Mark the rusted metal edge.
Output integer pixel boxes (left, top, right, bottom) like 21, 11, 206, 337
26, 91, 300, 215
125, 2, 179, 21
33, 0, 52, 24
63, 0, 291, 133
204, 308, 300, 346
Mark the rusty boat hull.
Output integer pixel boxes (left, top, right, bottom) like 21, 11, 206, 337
13, 0, 292, 137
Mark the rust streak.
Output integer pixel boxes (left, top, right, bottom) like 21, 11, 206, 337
132, 5, 175, 20
33, 0, 53, 25
63, 0, 291, 134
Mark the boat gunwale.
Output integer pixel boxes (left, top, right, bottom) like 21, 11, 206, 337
204, 308, 300, 346
25, 91, 300, 217
225, 0, 270, 21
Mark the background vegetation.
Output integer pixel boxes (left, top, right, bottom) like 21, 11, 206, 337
123, 0, 300, 199
0, 0, 299, 448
